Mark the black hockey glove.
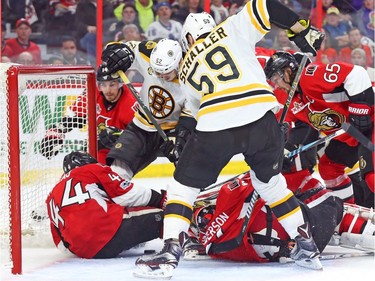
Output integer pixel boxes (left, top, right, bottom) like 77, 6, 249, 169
287, 19, 324, 56
165, 129, 190, 163
101, 42, 135, 75
147, 189, 167, 209
282, 142, 298, 172
348, 102, 373, 132
40, 128, 64, 159
98, 126, 123, 149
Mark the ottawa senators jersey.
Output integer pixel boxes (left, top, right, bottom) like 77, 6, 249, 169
46, 163, 147, 258
125, 40, 194, 132
178, 0, 277, 132
68, 86, 137, 163
287, 63, 373, 146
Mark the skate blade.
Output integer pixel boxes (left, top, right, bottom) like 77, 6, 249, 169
133, 264, 174, 279
295, 257, 323, 270
183, 250, 211, 261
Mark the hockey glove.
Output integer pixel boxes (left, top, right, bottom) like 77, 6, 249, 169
147, 189, 167, 209
348, 102, 373, 132
98, 126, 123, 149
282, 142, 298, 172
287, 19, 324, 56
101, 42, 135, 74
40, 128, 65, 159
165, 129, 191, 163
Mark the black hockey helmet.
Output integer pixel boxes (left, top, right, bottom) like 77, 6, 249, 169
264, 51, 299, 80
96, 63, 121, 82
63, 151, 97, 173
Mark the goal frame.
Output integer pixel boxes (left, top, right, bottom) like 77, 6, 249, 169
6, 65, 97, 274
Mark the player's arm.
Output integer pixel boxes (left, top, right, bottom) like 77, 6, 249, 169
265, 0, 324, 56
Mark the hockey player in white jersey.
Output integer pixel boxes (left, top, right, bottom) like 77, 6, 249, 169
102, 39, 196, 181
101, 0, 325, 278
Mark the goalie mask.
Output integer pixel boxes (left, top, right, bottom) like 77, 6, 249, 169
150, 39, 182, 75
63, 151, 97, 173
180, 12, 216, 52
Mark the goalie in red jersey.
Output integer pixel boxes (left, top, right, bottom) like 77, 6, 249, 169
40, 63, 137, 164
46, 151, 165, 259
183, 172, 374, 262
264, 52, 374, 208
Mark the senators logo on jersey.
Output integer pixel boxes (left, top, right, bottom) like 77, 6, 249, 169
308, 108, 345, 131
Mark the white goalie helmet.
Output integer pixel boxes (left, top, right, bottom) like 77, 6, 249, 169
150, 39, 182, 74
180, 12, 217, 52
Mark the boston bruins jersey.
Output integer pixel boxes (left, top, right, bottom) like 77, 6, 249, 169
125, 40, 193, 132
179, 0, 278, 132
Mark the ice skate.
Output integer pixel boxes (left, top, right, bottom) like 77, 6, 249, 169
290, 223, 323, 270
133, 238, 182, 279
180, 232, 208, 260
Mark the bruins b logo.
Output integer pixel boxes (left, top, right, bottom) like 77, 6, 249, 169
148, 86, 175, 119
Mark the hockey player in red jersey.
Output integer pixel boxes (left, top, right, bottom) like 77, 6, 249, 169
264, 52, 374, 207
40, 63, 137, 164
46, 151, 166, 259
185, 172, 374, 262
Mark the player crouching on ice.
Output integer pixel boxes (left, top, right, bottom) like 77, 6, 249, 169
45, 151, 166, 259
182, 172, 375, 263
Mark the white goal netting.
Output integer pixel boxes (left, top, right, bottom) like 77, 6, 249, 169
0, 63, 96, 273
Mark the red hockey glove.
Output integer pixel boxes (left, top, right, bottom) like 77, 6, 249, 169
40, 128, 65, 159
101, 42, 135, 75
287, 19, 324, 56
348, 102, 373, 132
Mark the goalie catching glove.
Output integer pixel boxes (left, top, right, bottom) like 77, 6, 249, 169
98, 126, 123, 149
101, 42, 135, 75
40, 128, 65, 159
287, 19, 324, 56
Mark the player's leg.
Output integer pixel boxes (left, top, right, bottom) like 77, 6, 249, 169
245, 111, 322, 269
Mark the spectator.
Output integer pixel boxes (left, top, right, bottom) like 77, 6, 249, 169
315, 28, 338, 64
3, 18, 42, 64
339, 27, 373, 67
45, 0, 78, 44
210, 0, 229, 24
47, 55, 65, 65
75, 0, 114, 66
1, 56, 11, 63
116, 23, 144, 42
146, 2, 182, 41
354, 0, 374, 43
272, 29, 299, 52
134, 0, 155, 33
351, 48, 375, 86
108, 3, 144, 43
309, 0, 333, 26
60, 36, 90, 65
172, 0, 206, 24
1, 22, 12, 56
16, 51, 35, 65
323, 6, 351, 50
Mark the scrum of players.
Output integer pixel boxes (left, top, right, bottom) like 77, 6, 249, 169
43, 0, 374, 279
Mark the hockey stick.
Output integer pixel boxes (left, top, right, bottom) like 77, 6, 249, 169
279, 54, 308, 124
279, 251, 374, 263
117, 70, 169, 142
341, 122, 374, 152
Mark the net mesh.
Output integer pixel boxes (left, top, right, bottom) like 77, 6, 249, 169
0, 63, 94, 270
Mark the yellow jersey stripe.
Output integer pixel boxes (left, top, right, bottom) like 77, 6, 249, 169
134, 112, 178, 130
256, 0, 271, 29
164, 213, 192, 224
198, 95, 277, 119
167, 200, 193, 210
247, 1, 267, 35
269, 192, 294, 208
277, 205, 301, 221
201, 83, 273, 103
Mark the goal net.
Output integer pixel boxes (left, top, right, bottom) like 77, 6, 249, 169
0, 64, 97, 274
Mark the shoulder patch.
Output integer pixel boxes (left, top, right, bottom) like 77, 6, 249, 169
139, 40, 157, 57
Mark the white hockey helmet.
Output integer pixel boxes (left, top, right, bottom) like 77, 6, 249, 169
180, 12, 216, 52
150, 39, 182, 74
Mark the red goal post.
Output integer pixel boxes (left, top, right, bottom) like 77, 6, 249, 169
0, 64, 97, 274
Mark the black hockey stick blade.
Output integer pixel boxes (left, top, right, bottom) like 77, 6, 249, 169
341, 122, 374, 152
117, 70, 169, 142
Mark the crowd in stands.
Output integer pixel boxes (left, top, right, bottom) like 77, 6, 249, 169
1, 0, 374, 75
